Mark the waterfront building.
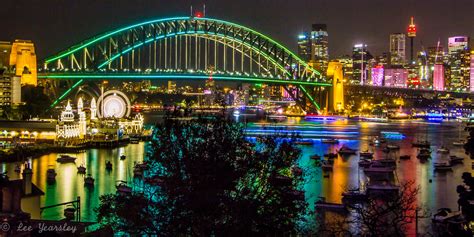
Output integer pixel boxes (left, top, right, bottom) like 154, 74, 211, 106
371, 65, 384, 86
352, 44, 372, 85
0, 164, 44, 220
0, 68, 21, 107
167, 81, 177, 93
390, 33, 406, 65
9, 40, 37, 86
118, 113, 144, 135
384, 67, 408, 88
433, 64, 445, 91
447, 36, 470, 91
56, 101, 82, 139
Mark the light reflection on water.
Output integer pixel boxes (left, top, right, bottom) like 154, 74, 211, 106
0, 118, 471, 233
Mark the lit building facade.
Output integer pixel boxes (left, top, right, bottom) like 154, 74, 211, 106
335, 55, 353, 82
447, 36, 470, 91
389, 33, 406, 65
310, 24, 329, 71
297, 33, 311, 62
384, 68, 408, 88
407, 17, 417, 63
471, 51, 474, 92
352, 44, 372, 85
9, 40, 37, 86
371, 65, 384, 86
0, 69, 21, 107
433, 64, 445, 91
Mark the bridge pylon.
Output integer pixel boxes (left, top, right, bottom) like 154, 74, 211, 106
327, 62, 344, 113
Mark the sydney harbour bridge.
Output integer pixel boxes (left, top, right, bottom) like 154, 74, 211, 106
36, 16, 345, 113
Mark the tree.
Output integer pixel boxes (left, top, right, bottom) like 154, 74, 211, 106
20, 85, 51, 118
96, 116, 307, 235
317, 181, 421, 237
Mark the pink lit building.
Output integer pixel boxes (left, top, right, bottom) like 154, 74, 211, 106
471, 51, 474, 92
371, 66, 384, 86
433, 64, 445, 91
384, 68, 408, 88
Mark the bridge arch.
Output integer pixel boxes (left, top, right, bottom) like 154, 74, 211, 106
40, 16, 330, 111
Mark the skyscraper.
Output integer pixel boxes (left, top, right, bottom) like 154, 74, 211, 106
389, 33, 406, 65
297, 33, 311, 62
407, 17, 417, 63
470, 50, 474, 92
433, 64, 445, 91
310, 24, 329, 71
352, 44, 372, 85
447, 36, 470, 91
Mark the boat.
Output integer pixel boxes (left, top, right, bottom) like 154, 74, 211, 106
321, 160, 333, 171
133, 165, 144, 177
417, 148, 431, 159
359, 150, 374, 158
358, 159, 372, 168
432, 208, 461, 223
449, 155, 463, 164
64, 205, 76, 219
14, 164, 21, 173
342, 190, 368, 202
321, 138, 339, 144
363, 162, 395, 174
378, 158, 396, 167
433, 161, 452, 171
84, 174, 95, 186
324, 153, 338, 159
56, 155, 76, 163
130, 137, 140, 144
315, 199, 347, 212
310, 154, 321, 160
412, 140, 430, 148
366, 184, 399, 194
77, 165, 86, 174
338, 146, 357, 155
381, 131, 405, 140
120, 154, 126, 160
436, 146, 449, 154
106, 161, 113, 170
386, 144, 400, 150
47, 167, 57, 181
116, 181, 132, 195
268, 114, 287, 122
400, 155, 411, 160
293, 140, 313, 145
452, 140, 466, 146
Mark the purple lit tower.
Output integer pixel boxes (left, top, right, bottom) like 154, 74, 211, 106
371, 65, 384, 86
433, 64, 445, 91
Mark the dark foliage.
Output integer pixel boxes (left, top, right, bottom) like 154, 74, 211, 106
96, 116, 306, 235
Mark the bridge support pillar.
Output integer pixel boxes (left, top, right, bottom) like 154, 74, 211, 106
327, 62, 344, 113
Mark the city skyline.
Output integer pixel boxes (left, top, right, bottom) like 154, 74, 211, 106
1, 0, 473, 59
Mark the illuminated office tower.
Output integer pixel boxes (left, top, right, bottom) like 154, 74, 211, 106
335, 55, 353, 82
447, 36, 470, 91
352, 44, 372, 85
433, 64, 445, 91
371, 65, 384, 86
297, 32, 311, 62
310, 24, 329, 71
390, 33, 406, 65
0, 41, 11, 68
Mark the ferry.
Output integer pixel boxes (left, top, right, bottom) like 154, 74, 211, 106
386, 144, 400, 150
449, 155, 463, 164
321, 138, 339, 144
338, 146, 357, 155
433, 161, 452, 171
57, 155, 77, 163
436, 146, 449, 154
315, 199, 347, 213
363, 162, 395, 174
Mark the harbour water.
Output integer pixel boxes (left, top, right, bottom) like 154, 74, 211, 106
0, 117, 471, 232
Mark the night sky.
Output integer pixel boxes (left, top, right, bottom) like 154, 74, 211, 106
1, 0, 473, 60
